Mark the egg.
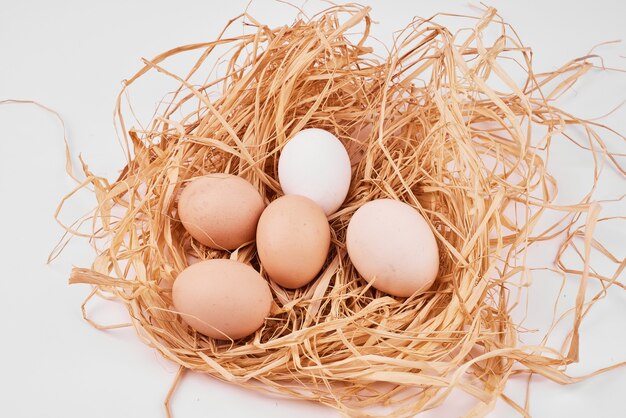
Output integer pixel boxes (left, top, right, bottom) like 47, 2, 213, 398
278, 128, 352, 215
172, 259, 272, 340
346, 199, 439, 297
178, 174, 265, 250
256, 195, 331, 288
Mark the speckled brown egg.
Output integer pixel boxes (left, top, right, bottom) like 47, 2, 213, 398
178, 174, 265, 250
256, 195, 331, 289
172, 259, 272, 340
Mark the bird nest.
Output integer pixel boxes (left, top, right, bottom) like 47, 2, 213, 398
56, 4, 624, 417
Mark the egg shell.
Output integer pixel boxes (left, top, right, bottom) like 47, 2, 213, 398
256, 195, 331, 289
172, 259, 272, 340
346, 199, 439, 297
178, 174, 265, 250
278, 128, 352, 215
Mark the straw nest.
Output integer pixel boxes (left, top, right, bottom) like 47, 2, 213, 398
55, 4, 625, 417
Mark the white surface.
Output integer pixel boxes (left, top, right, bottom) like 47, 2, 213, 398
1, 1, 624, 417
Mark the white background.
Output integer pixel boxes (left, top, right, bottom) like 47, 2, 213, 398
1, 1, 625, 417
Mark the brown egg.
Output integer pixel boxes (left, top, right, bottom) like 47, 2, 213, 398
172, 259, 272, 340
178, 174, 265, 250
346, 199, 439, 298
256, 195, 331, 289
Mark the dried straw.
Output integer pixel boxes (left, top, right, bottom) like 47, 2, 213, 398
54, 4, 625, 417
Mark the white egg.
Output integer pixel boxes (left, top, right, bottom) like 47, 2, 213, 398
278, 128, 352, 215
